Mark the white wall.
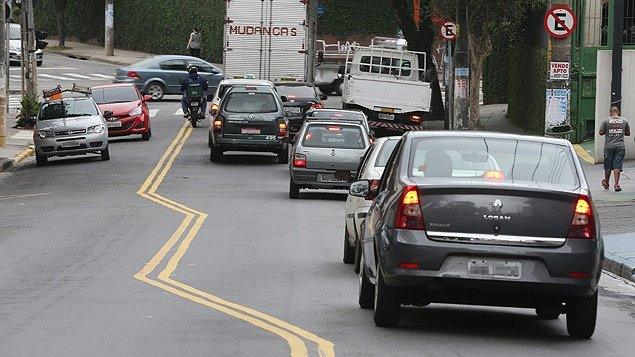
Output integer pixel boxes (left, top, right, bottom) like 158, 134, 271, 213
594, 50, 635, 163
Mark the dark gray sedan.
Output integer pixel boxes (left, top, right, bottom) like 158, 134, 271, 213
352, 131, 603, 338
113, 55, 224, 100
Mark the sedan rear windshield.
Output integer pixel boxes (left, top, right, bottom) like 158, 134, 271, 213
308, 111, 364, 121
91, 87, 139, 104
276, 85, 317, 99
408, 137, 579, 187
224, 92, 278, 113
39, 99, 99, 120
302, 124, 365, 149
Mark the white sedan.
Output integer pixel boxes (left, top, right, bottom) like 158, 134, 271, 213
343, 136, 400, 272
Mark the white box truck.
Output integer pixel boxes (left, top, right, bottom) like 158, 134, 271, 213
223, 0, 315, 82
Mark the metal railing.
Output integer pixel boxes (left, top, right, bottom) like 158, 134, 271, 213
344, 45, 427, 80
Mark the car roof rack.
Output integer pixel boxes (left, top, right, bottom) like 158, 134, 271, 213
42, 83, 92, 101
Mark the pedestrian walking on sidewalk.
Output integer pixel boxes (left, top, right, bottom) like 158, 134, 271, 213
599, 106, 630, 192
187, 27, 202, 58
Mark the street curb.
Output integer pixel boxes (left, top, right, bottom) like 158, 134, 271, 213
0, 146, 35, 173
45, 49, 132, 66
603, 255, 635, 283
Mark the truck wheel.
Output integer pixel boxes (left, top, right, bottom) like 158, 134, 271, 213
374, 265, 401, 327
333, 79, 343, 95
35, 152, 47, 166
289, 178, 300, 199
566, 292, 597, 339
318, 85, 333, 95
358, 253, 374, 309
343, 228, 355, 264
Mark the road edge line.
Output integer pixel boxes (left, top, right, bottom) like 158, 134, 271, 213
573, 144, 595, 164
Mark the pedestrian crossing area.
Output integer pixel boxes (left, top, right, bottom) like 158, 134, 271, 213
9, 72, 115, 82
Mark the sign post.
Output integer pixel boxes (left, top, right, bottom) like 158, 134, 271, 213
439, 21, 456, 130
543, 2, 576, 136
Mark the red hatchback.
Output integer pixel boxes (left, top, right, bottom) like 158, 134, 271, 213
91, 84, 152, 140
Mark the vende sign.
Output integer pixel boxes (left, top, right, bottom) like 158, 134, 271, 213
550, 61, 570, 80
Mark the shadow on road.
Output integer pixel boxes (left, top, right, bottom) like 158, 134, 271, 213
214, 153, 281, 166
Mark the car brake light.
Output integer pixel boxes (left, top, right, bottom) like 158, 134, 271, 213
278, 122, 287, 137
213, 117, 223, 133
127, 71, 140, 79
483, 170, 506, 181
327, 126, 341, 131
395, 185, 425, 230
398, 262, 419, 270
293, 153, 306, 168
311, 102, 324, 109
567, 195, 595, 239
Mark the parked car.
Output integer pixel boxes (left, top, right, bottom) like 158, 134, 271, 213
352, 131, 603, 338
113, 55, 224, 100
9, 24, 43, 66
274, 82, 326, 119
343, 136, 400, 271
289, 120, 370, 199
91, 84, 152, 141
209, 85, 288, 163
34, 97, 110, 166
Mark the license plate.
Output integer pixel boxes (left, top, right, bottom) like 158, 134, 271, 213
378, 113, 395, 121
286, 107, 302, 114
318, 174, 345, 183
467, 259, 522, 279
106, 121, 122, 128
241, 128, 261, 135
60, 141, 81, 148
379, 107, 395, 113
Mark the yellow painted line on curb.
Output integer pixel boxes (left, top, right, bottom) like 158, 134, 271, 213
14, 146, 34, 165
574, 144, 595, 164
135, 121, 334, 357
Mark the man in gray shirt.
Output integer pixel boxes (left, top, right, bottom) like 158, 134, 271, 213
187, 27, 202, 58
599, 106, 630, 192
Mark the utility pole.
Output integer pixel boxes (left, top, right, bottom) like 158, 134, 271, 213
105, 0, 114, 56
453, 0, 469, 129
0, 1, 6, 147
610, 0, 624, 109
21, 0, 36, 96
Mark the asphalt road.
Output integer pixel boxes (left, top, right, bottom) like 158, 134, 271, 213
0, 56, 634, 356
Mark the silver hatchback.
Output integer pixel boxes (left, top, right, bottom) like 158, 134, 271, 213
289, 120, 370, 199
34, 97, 110, 166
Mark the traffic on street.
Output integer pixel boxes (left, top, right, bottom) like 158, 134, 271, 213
1, 0, 634, 356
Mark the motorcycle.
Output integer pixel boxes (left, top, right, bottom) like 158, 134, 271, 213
184, 84, 205, 128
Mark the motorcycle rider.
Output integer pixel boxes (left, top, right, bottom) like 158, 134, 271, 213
181, 66, 209, 118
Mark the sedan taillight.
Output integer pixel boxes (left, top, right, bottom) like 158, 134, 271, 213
293, 153, 306, 168
213, 116, 224, 133
127, 71, 140, 80
311, 102, 324, 109
395, 185, 425, 230
567, 195, 595, 239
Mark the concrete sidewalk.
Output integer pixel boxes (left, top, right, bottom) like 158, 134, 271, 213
0, 126, 35, 173
45, 40, 153, 66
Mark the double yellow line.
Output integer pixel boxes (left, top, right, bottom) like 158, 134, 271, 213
134, 122, 334, 357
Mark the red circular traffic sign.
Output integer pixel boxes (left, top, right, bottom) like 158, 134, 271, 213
544, 4, 577, 39
440, 22, 457, 40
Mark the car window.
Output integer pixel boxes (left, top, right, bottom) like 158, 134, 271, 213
159, 59, 187, 71
224, 92, 278, 113
302, 124, 365, 149
408, 137, 580, 187
39, 99, 99, 120
275, 85, 317, 99
374, 139, 399, 167
9, 25, 20, 40
307, 110, 365, 122
218, 84, 232, 99
188, 60, 215, 73
132, 57, 157, 68
356, 145, 375, 179
379, 138, 403, 191
91, 86, 140, 104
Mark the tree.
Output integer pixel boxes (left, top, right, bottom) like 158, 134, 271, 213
434, 0, 542, 129
53, 0, 68, 47
386, 0, 445, 121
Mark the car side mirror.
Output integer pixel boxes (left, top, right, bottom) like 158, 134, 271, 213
349, 180, 370, 198
280, 95, 288, 103
103, 110, 114, 118
319, 93, 328, 100
142, 94, 153, 102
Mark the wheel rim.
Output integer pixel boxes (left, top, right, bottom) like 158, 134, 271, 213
148, 85, 163, 99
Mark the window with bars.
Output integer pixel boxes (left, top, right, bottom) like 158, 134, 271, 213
625, 0, 635, 44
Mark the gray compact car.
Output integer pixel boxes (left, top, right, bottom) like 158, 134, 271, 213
351, 131, 603, 338
113, 55, 224, 100
34, 97, 110, 166
289, 120, 370, 199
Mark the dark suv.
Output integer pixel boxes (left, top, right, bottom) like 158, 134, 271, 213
209, 85, 289, 163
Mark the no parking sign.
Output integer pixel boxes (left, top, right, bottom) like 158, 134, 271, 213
544, 4, 577, 39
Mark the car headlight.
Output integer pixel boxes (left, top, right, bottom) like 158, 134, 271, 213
128, 106, 142, 117
37, 130, 54, 139
87, 124, 105, 134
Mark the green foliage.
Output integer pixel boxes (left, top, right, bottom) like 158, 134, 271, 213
20, 93, 40, 118
507, 42, 547, 135
482, 33, 509, 104
34, 0, 397, 63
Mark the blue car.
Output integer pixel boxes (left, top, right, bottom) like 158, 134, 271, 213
113, 55, 224, 100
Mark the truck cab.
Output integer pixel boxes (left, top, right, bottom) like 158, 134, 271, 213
341, 46, 433, 135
